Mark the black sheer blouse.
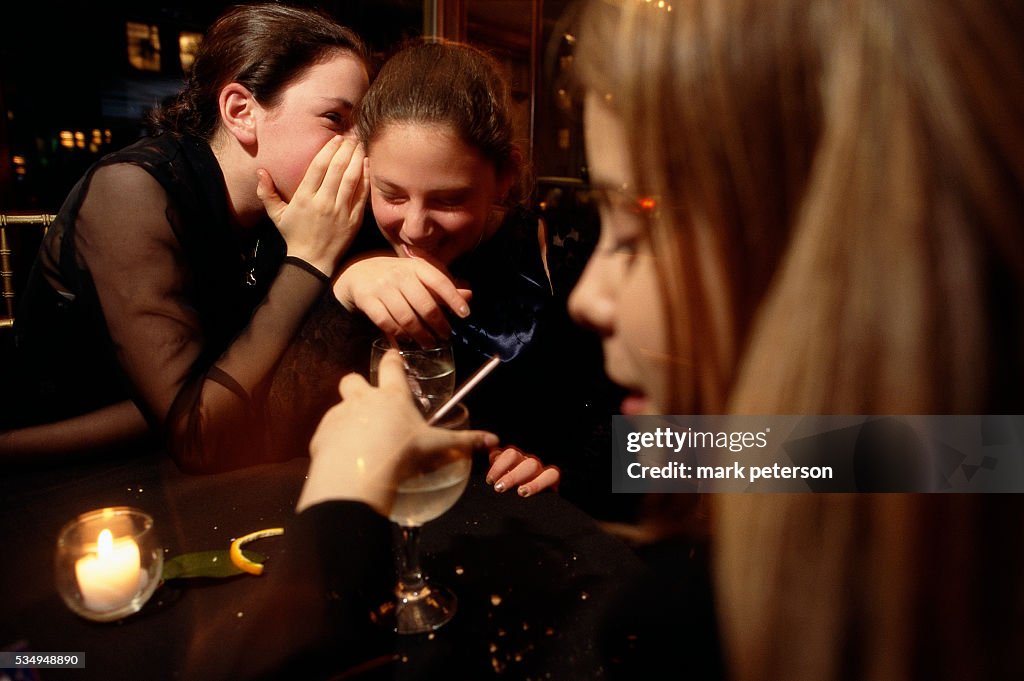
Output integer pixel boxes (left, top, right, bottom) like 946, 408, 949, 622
11, 133, 332, 472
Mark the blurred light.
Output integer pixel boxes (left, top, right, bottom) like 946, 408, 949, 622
179, 32, 202, 73
127, 21, 161, 72
11, 155, 25, 166
74, 131, 85, 149
60, 131, 74, 149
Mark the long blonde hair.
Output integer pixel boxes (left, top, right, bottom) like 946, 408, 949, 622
576, 1, 1024, 679
577, 0, 1024, 414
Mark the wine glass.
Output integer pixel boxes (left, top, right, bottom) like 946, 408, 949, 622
379, 402, 472, 634
369, 337, 456, 415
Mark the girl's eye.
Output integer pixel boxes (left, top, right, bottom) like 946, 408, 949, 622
594, 230, 642, 268
379, 193, 406, 205
432, 195, 468, 209
324, 112, 352, 130
612, 238, 639, 257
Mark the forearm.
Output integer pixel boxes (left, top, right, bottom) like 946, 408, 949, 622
167, 259, 328, 473
0, 401, 151, 464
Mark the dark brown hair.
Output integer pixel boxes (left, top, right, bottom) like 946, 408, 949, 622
355, 39, 525, 204
149, 3, 368, 140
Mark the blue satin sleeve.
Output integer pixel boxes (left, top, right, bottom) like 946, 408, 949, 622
447, 207, 551, 363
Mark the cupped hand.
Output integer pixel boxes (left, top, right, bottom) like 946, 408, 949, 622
486, 446, 561, 498
257, 136, 369, 277
299, 349, 498, 515
334, 255, 473, 347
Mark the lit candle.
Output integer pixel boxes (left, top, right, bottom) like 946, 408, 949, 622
75, 528, 142, 612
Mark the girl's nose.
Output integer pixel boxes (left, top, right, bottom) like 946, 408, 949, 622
402, 207, 435, 242
568, 254, 615, 336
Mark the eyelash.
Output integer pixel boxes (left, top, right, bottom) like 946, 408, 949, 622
377, 195, 464, 209
324, 112, 351, 129
434, 198, 465, 209
612, 238, 639, 256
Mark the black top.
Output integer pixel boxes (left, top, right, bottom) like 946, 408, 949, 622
6, 133, 332, 472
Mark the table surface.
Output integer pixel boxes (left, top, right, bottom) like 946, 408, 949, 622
0, 450, 646, 680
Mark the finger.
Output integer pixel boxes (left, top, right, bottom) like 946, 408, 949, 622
400, 285, 452, 342
336, 143, 368, 214
351, 156, 371, 221
295, 135, 346, 196
360, 301, 405, 341
493, 457, 544, 493
485, 447, 525, 485
416, 428, 499, 459
378, 287, 439, 347
414, 265, 471, 320
376, 348, 413, 394
316, 138, 360, 205
255, 169, 284, 219
516, 467, 561, 498
337, 370, 370, 399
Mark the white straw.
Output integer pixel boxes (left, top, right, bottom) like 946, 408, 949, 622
427, 355, 502, 425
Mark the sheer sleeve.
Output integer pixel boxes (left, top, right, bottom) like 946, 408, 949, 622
77, 164, 327, 472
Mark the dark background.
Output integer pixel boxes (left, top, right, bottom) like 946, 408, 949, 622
0, 0, 585, 212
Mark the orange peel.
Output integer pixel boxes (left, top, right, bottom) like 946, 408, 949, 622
229, 527, 284, 575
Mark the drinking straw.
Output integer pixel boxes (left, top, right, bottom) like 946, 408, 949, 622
427, 355, 502, 425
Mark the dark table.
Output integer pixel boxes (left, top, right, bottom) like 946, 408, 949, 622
1, 449, 646, 680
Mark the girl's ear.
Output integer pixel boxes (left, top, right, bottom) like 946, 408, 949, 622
219, 82, 258, 146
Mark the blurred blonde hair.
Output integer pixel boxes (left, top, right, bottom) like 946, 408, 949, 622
576, 0, 1024, 414
576, 1, 1024, 679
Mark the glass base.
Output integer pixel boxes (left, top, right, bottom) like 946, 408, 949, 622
378, 581, 458, 635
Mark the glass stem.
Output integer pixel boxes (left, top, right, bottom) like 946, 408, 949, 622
397, 524, 427, 595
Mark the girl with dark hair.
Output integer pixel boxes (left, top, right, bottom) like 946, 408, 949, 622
272, 40, 605, 496
340, 39, 567, 495
2, 4, 371, 472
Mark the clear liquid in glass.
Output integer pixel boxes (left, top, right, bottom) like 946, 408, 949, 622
389, 458, 471, 527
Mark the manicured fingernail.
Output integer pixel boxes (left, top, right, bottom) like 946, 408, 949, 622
494, 481, 506, 493
518, 486, 530, 497
457, 305, 469, 318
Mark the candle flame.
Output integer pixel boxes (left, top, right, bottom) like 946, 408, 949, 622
97, 528, 114, 558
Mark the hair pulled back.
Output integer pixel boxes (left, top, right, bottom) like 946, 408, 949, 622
149, 3, 368, 141
356, 40, 525, 204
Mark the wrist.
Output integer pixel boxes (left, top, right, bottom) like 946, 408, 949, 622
332, 272, 357, 311
285, 249, 335, 278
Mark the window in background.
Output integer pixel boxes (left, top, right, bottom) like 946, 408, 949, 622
178, 32, 202, 73
126, 22, 161, 72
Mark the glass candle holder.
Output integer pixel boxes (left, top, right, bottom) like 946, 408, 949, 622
55, 506, 162, 622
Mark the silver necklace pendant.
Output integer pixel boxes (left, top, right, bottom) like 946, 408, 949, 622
244, 239, 260, 287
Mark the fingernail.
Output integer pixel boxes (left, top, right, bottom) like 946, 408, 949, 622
518, 486, 530, 497
494, 481, 506, 493
485, 476, 494, 486
457, 305, 470, 318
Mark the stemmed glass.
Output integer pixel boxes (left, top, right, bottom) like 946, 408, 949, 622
381, 402, 472, 634
370, 337, 468, 633
369, 337, 456, 415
